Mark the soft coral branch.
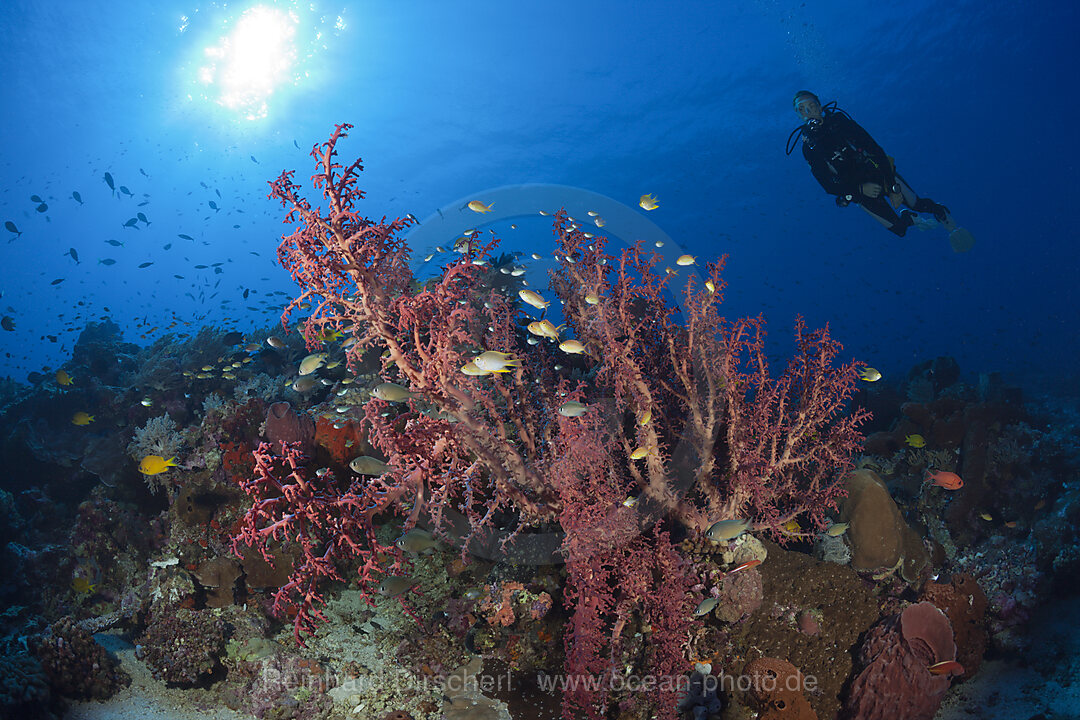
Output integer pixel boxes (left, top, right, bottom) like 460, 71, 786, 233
230, 442, 407, 644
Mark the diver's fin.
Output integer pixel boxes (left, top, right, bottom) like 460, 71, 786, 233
949, 227, 976, 253
935, 209, 975, 252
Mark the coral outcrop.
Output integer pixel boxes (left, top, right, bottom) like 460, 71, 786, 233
842, 602, 957, 720
841, 469, 929, 582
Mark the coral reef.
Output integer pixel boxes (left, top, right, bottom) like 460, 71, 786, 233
128, 413, 184, 463
137, 606, 227, 686
262, 401, 315, 453
742, 656, 818, 720
254, 123, 868, 719
843, 602, 958, 720
32, 616, 130, 700
840, 469, 929, 583
725, 541, 879, 719
919, 573, 988, 678
0, 650, 52, 719
1, 125, 1076, 720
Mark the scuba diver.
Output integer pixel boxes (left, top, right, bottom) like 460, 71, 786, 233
788, 90, 974, 251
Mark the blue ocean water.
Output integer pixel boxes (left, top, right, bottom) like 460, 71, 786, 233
2, 0, 1076, 389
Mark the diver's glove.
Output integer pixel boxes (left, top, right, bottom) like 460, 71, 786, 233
859, 182, 883, 198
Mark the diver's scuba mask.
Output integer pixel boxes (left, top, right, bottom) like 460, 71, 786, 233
794, 96, 822, 130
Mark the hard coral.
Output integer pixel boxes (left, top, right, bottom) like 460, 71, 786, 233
194, 557, 243, 608
920, 573, 988, 678
0, 650, 52, 718
842, 602, 956, 720
313, 415, 368, 465
841, 469, 929, 582
138, 607, 226, 686
33, 617, 130, 700
712, 567, 764, 623
742, 657, 818, 720
220, 440, 255, 480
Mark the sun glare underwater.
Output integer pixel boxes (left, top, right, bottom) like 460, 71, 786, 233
183, 3, 345, 121
1, 2, 1079, 720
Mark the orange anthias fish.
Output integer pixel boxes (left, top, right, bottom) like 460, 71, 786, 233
926, 469, 963, 490
927, 660, 964, 676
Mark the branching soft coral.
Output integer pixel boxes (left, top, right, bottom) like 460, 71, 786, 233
244, 124, 871, 718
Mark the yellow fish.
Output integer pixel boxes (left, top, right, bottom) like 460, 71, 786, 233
780, 519, 802, 535
55, 370, 74, 386
139, 455, 178, 475
584, 292, 600, 305
460, 360, 492, 376
858, 367, 882, 382
629, 446, 651, 460
638, 408, 652, 425
905, 434, 926, 448
705, 280, 716, 294
676, 254, 696, 266
593, 216, 605, 228
473, 351, 520, 373
558, 339, 587, 355
71, 412, 94, 426
639, 193, 659, 211
467, 200, 493, 213
518, 289, 550, 310
825, 522, 849, 537
317, 328, 344, 343
71, 576, 97, 596
298, 352, 328, 376
528, 320, 563, 342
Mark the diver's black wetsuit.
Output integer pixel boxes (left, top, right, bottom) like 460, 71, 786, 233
800, 108, 946, 236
